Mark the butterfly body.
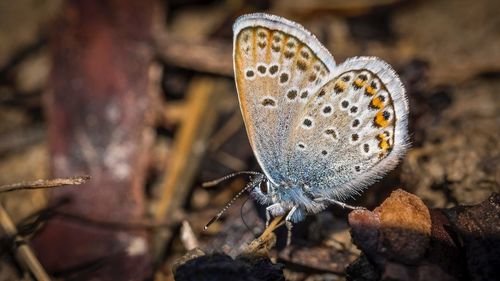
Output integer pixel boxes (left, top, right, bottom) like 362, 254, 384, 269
232, 13, 409, 224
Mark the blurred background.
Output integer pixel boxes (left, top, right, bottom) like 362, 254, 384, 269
0, 0, 498, 280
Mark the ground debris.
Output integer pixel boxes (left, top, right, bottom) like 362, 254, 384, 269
0, 0, 498, 280
347, 189, 500, 281
173, 251, 285, 281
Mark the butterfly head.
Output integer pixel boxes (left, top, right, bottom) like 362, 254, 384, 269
203, 171, 270, 230
249, 174, 275, 205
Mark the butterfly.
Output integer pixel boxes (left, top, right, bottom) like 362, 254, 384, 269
205, 13, 409, 242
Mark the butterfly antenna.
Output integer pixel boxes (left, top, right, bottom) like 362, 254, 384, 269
240, 196, 253, 235
204, 180, 254, 230
202, 171, 261, 188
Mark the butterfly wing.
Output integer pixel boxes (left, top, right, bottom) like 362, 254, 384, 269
233, 13, 336, 184
285, 57, 409, 200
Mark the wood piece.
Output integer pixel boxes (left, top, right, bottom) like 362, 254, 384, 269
0, 125, 45, 156
0, 175, 89, 193
180, 220, 199, 251
0, 204, 50, 281
31, 0, 154, 279
155, 34, 233, 76
151, 77, 221, 258
212, 151, 247, 171
244, 216, 283, 256
208, 110, 243, 153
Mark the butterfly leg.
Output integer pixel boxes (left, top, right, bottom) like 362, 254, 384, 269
265, 207, 271, 228
314, 197, 366, 210
265, 203, 283, 228
285, 206, 298, 246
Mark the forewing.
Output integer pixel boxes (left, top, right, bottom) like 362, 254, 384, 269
233, 13, 336, 184
286, 57, 409, 199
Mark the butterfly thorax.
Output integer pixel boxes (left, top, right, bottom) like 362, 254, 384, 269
251, 176, 327, 222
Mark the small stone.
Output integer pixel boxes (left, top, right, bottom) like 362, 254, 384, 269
349, 189, 431, 264
377, 189, 431, 263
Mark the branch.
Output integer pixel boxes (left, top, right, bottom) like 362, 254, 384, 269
155, 34, 233, 76
0, 204, 51, 281
0, 175, 90, 193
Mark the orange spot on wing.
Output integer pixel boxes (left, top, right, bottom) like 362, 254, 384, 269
334, 81, 346, 93
374, 111, 389, 128
354, 79, 365, 88
370, 97, 384, 109
365, 85, 376, 95
377, 133, 390, 151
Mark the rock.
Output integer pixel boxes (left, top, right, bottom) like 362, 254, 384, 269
444, 193, 500, 281
377, 189, 431, 263
349, 189, 431, 265
173, 252, 285, 281
348, 190, 499, 281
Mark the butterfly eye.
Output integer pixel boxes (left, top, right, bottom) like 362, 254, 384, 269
259, 179, 269, 194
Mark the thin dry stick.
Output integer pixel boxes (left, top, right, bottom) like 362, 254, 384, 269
152, 77, 221, 259
244, 216, 284, 255
0, 175, 90, 193
0, 176, 89, 280
0, 204, 51, 281
257, 215, 285, 242
155, 35, 233, 77
208, 110, 243, 152
213, 151, 247, 171
180, 220, 199, 251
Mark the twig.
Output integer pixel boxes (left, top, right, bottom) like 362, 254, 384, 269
0, 175, 90, 193
155, 34, 233, 76
151, 77, 222, 259
244, 216, 284, 255
180, 220, 199, 251
0, 204, 51, 281
213, 151, 247, 172
0, 125, 45, 156
208, 109, 243, 152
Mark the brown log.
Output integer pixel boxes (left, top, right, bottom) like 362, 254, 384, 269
0, 175, 89, 193
32, 0, 154, 279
